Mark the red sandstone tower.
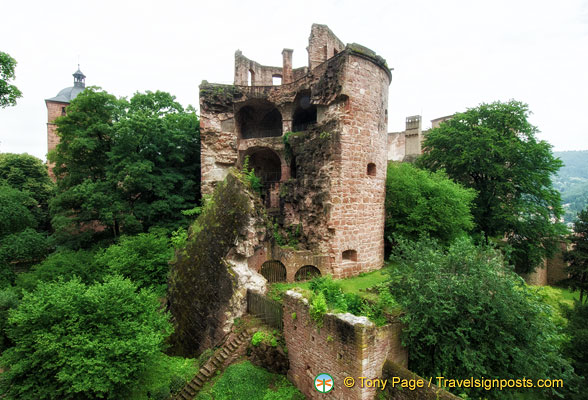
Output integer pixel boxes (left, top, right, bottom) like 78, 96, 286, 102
199, 25, 391, 280
45, 67, 86, 178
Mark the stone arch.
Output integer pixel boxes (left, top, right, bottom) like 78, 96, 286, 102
236, 99, 283, 139
242, 147, 282, 184
292, 91, 317, 132
260, 260, 287, 283
367, 163, 376, 176
294, 265, 321, 281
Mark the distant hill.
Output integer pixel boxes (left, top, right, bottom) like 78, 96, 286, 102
553, 150, 588, 225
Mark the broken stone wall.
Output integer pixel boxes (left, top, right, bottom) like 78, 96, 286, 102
283, 291, 407, 400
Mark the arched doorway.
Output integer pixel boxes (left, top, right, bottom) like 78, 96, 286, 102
295, 265, 321, 281
243, 147, 282, 208
260, 260, 287, 283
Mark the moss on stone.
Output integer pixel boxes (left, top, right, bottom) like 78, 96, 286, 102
167, 171, 253, 356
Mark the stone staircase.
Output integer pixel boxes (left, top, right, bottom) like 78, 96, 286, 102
172, 330, 251, 400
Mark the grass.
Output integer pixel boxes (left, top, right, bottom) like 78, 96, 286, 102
195, 360, 303, 400
268, 264, 392, 302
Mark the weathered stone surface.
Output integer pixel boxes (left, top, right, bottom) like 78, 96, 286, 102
167, 171, 269, 356
248, 342, 289, 375
200, 24, 392, 280
381, 361, 460, 400
283, 291, 407, 400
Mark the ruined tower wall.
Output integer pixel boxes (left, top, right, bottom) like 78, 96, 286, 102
327, 53, 390, 278
200, 25, 391, 280
307, 24, 346, 71
46, 101, 66, 179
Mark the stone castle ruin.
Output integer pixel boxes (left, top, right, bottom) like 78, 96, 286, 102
199, 24, 391, 282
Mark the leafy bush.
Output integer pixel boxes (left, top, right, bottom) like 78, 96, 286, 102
385, 162, 475, 246
251, 331, 279, 347
387, 236, 576, 399
130, 354, 197, 400
15, 249, 105, 293
0, 275, 172, 400
96, 230, 173, 291
0, 287, 18, 352
240, 156, 262, 195
563, 302, 588, 397
309, 292, 327, 327
196, 361, 303, 400
307, 276, 395, 326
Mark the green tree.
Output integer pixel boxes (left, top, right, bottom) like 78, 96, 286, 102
563, 302, 588, 391
0, 275, 172, 399
0, 153, 55, 231
385, 162, 475, 246
0, 186, 49, 283
49, 88, 200, 247
96, 230, 173, 292
387, 236, 576, 399
0, 52, 22, 108
417, 100, 565, 273
563, 208, 588, 303
14, 249, 106, 293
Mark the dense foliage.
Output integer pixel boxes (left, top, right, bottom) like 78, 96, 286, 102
49, 88, 200, 248
0, 52, 22, 108
0, 276, 172, 399
14, 249, 105, 293
563, 303, 588, 388
96, 230, 173, 292
0, 154, 55, 284
387, 236, 576, 399
417, 100, 565, 273
564, 208, 588, 303
385, 162, 475, 246
196, 361, 304, 400
553, 150, 588, 224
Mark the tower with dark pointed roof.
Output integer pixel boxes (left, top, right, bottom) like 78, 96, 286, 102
45, 67, 87, 179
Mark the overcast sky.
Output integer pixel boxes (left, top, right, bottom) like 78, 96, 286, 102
1, 0, 587, 161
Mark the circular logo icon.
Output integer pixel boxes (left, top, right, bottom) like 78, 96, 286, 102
314, 373, 334, 393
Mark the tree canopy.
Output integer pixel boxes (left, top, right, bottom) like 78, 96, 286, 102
0, 52, 22, 108
417, 100, 565, 273
0, 275, 172, 399
387, 237, 577, 399
0, 154, 54, 286
385, 162, 475, 246
49, 88, 200, 248
564, 208, 588, 303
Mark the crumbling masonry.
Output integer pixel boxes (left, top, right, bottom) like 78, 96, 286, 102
199, 24, 391, 280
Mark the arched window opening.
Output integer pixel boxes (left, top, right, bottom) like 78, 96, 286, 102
260, 260, 287, 283
272, 75, 282, 85
292, 91, 317, 132
237, 100, 283, 139
295, 265, 321, 281
246, 148, 282, 208
367, 163, 376, 176
247, 148, 282, 184
342, 250, 357, 262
